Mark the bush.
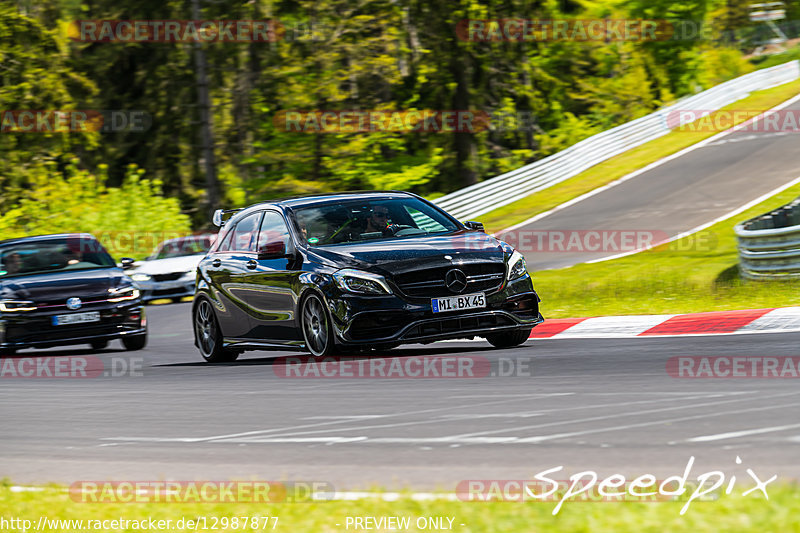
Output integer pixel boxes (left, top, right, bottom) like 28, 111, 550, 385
0, 161, 191, 260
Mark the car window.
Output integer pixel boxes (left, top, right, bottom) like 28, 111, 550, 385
0, 237, 116, 278
230, 212, 262, 252
215, 228, 234, 253
257, 211, 291, 251
294, 197, 458, 246
153, 236, 213, 259
404, 206, 448, 233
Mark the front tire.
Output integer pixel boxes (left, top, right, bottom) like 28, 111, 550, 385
122, 333, 147, 351
194, 299, 238, 362
301, 293, 337, 357
90, 340, 109, 350
485, 328, 532, 348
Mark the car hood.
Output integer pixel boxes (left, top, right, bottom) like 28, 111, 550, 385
133, 255, 204, 275
306, 232, 507, 276
0, 268, 130, 304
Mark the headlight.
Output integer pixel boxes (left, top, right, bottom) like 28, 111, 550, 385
130, 273, 152, 282
108, 286, 140, 302
0, 300, 37, 312
507, 250, 528, 281
333, 269, 393, 295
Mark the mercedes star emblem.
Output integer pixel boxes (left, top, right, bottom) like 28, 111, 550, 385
444, 269, 468, 294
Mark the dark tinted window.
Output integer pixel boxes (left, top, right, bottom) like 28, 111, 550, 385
230, 212, 262, 252
0, 237, 116, 278
257, 211, 291, 252
215, 228, 234, 253
152, 236, 213, 259
293, 197, 458, 246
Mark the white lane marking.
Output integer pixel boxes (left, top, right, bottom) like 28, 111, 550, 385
231, 437, 369, 444
446, 393, 574, 399
437, 413, 543, 419
500, 91, 800, 235
222, 400, 800, 445
516, 401, 800, 443
687, 423, 800, 442
218, 436, 521, 445
706, 130, 798, 146
552, 315, 675, 338
101, 394, 560, 443
225, 391, 755, 441
589, 173, 800, 263
109, 392, 780, 445
421, 390, 800, 441
301, 416, 385, 420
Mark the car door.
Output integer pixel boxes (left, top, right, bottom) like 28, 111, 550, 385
240, 210, 301, 343
205, 211, 264, 339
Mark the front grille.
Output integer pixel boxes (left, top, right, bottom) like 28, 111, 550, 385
152, 272, 187, 282
6, 316, 129, 344
402, 313, 515, 339
394, 263, 505, 297
347, 312, 412, 341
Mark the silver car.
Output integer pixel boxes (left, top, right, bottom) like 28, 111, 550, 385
126, 235, 215, 303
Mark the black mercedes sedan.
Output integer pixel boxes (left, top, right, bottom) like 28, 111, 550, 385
0, 234, 147, 356
193, 191, 543, 362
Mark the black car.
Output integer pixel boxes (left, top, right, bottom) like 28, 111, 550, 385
0, 234, 147, 356
193, 191, 543, 362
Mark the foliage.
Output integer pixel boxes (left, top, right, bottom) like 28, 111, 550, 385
0, 161, 191, 259
0, 0, 792, 229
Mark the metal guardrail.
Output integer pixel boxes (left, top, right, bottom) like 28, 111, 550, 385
736, 196, 800, 279
434, 60, 800, 222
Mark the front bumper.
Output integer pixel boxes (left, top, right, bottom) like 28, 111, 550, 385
136, 280, 195, 302
328, 276, 543, 345
0, 302, 146, 350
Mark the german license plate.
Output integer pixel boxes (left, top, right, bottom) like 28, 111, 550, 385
432, 293, 486, 314
52, 311, 101, 326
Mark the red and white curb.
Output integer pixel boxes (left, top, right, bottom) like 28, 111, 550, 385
528, 307, 800, 339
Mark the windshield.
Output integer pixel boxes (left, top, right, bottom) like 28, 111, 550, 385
292, 197, 459, 246
0, 237, 116, 279
152, 236, 213, 259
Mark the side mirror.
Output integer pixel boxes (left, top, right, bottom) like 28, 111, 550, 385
258, 241, 288, 260
120, 257, 135, 269
464, 221, 485, 232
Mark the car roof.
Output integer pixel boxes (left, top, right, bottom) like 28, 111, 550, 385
221, 191, 427, 229
246, 191, 417, 211
0, 233, 96, 247
276, 190, 416, 207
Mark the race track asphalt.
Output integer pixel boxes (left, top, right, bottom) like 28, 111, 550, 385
516, 95, 800, 270
2, 302, 800, 490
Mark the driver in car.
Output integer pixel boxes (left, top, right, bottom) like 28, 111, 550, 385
363, 206, 390, 234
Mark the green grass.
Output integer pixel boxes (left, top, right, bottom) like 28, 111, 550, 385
480, 78, 800, 234
750, 43, 800, 70
4, 484, 800, 532
532, 181, 800, 318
